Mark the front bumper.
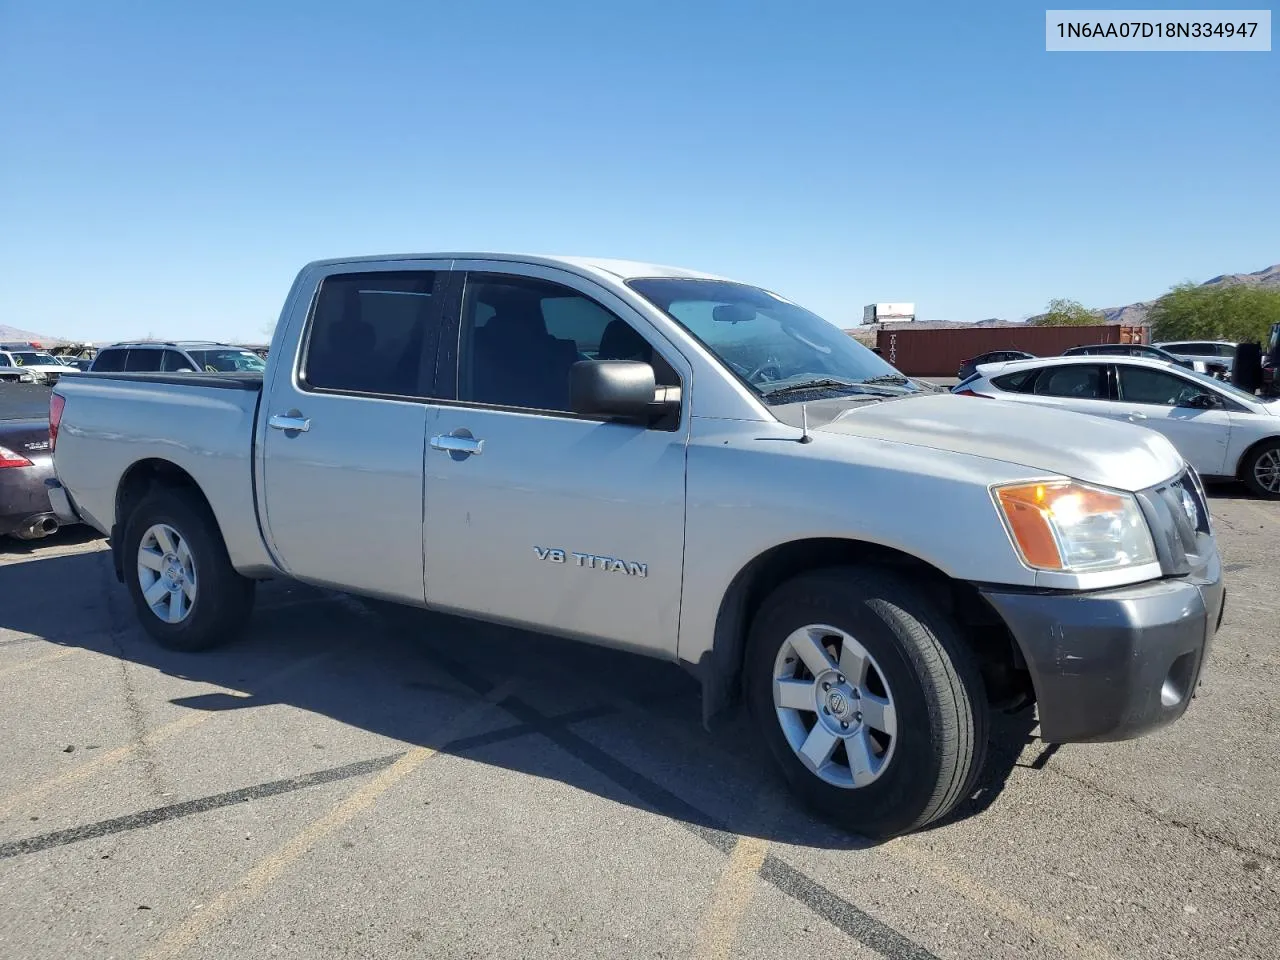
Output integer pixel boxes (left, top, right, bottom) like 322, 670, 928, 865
981, 555, 1223, 743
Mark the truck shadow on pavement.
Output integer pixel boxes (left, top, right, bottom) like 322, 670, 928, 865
0, 548, 1038, 851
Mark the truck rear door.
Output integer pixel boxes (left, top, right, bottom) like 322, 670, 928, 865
422, 263, 691, 657
259, 262, 449, 603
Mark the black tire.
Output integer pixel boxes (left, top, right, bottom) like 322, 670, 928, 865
122, 489, 255, 651
1240, 439, 1280, 499
744, 566, 987, 839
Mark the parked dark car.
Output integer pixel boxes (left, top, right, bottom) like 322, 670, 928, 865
1061, 342, 1215, 373
0, 384, 65, 542
957, 350, 1035, 380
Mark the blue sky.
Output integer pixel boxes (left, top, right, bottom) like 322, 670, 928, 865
1, 0, 1276, 341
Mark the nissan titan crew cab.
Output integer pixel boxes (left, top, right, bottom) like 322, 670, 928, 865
48, 254, 1225, 838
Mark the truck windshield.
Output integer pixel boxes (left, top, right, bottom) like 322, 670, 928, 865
185, 349, 266, 373
627, 277, 916, 401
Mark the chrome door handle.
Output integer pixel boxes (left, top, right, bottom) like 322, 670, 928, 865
269, 414, 311, 432
430, 434, 483, 456
1127, 411, 1147, 421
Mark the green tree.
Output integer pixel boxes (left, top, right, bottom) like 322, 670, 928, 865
1034, 298, 1106, 326
1148, 282, 1280, 344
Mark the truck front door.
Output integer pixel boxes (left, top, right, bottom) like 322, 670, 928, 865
259, 262, 448, 603
422, 265, 689, 657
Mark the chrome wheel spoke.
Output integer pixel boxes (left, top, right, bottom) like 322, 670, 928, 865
846, 732, 877, 786
839, 642, 870, 686
775, 677, 816, 711
137, 548, 165, 573
181, 579, 197, 602
177, 538, 192, 569
798, 724, 839, 773
143, 578, 170, 608
789, 628, 837, 677
168, 588, 186, 623
153, 525, 176, 556
859, 692, 896, 737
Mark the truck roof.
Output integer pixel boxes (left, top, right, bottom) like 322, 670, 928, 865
304, 253, 734, 283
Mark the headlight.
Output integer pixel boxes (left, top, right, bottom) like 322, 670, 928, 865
992, 479, 1156, 572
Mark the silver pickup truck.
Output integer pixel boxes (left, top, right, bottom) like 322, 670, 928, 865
47, 253, 1224, 838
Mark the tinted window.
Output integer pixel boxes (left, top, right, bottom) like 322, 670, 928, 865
126, 349, 163, 372
1165, 342, 1210, 356
0, 355, 9, 367
185, 349, 265, 373
1118, 367, 1212, 407
1034, 364, 1106, 399
458, 274, 677, 413
92, 349, 127, 372
161, 350, 195, 372
991, 369, 1038, 392
303, 271, 439, 396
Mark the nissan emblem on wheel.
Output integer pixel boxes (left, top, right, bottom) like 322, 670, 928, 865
47, 253, 1224, 839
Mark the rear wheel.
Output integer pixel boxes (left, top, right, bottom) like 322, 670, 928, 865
744, 566, 987, 838
1242, 440, 1280, 499
123, 490, 255, 650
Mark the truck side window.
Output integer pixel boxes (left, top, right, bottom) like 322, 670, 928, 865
161, 350, 194, 372
457, 274, 677, 413
302, 271, 440, 397
0, 355, 9, 367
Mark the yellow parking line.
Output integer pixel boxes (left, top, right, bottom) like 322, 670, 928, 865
139, 678, 518, 960
0, 646, 79, 679
693, 835, 771, 960
881, 838, 1122, 960
0, 649, 338, 821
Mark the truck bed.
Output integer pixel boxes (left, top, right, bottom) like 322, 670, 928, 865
51, 371, 274, 574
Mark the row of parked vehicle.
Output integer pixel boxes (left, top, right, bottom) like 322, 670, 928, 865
953, 343, 1280, 498
0, 340, 269, 387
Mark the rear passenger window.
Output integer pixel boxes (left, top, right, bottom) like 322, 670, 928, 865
303, 271, 440, 397
1034, 365, 1107, 399
991, 370, 1037, 393
92, 349, 126, 372
126, 349, 163, 372
161, 350, 193, 372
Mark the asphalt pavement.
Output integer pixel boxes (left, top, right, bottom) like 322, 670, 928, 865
0, 489, 1277, 960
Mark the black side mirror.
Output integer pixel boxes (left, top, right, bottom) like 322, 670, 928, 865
570, 360, 676, 424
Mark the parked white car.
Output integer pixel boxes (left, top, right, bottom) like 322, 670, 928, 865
957, 354, 1280, 497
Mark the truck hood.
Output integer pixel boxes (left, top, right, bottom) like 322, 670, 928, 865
816, 394, 1184, 490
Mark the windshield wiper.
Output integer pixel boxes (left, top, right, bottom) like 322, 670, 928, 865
859, 373, 911, 385
762, 378, 895, 400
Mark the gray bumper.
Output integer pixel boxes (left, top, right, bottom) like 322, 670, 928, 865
980, 558, 1224, 743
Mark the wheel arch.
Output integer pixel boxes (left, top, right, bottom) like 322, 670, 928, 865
1235, 434, 1280, 483
696, 537, 1033, 727
110, 458, 219, 582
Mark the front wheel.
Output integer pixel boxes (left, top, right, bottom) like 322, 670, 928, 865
1241, 440, 1280, 499
122, 490, 255, 651
744, 567, 988, 838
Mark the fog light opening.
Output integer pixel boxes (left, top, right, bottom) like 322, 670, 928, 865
1161, 651, 1197, 708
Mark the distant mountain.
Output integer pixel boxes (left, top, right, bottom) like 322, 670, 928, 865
1098, 262, 1280, 325
0, 323, 64, 345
